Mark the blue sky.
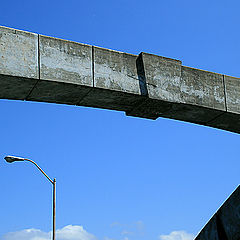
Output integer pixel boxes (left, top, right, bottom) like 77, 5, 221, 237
0, 1, 240, 240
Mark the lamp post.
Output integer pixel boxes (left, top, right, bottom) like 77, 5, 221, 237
4, 155, 56, 240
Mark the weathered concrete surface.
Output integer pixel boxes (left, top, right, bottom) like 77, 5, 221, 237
195, 185, 240, 240
79, 47, 145, 112
27, 35, 93, 105
94, 46, 142, 95
1, 26, 240, 134
0, 26, 38, 78
225, 75, 240, 114
0, 26, 38, 100
127, 55, 226, 124
142, 52, 182, 102
39, 35, 92, 86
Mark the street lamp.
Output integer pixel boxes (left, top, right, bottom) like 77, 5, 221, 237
4, 155, 56, 240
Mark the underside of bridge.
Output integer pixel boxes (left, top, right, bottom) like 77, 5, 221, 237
1, 26, 240, 134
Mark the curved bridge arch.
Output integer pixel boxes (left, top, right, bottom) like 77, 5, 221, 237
1, 26, 240, 134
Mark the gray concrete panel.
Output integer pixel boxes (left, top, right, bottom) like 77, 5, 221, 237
94, 47, 144, 95
87, 47, 146, 112
225, 75, 240, 114
126, 61, 225, 124
195, 185, 240, 240
39, 35, 92, 86
141, 52, 182, 102
181, 66, 225, 111
0, 26, 38, 79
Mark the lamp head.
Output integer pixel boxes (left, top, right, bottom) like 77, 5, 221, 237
4, 156, 25, 163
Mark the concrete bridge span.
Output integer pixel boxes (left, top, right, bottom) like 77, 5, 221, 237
1, 26, 240, 133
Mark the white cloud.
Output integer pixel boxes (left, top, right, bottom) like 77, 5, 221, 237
57, 225, 96, 240
1, 225, 96, 240
159, 231, 194, 240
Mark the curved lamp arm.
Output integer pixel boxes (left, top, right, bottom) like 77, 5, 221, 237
4, 155, 54, 185
24, 158, 54, 185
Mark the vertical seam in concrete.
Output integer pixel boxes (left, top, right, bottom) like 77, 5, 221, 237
38, 34, 41, 80
222, 74, 228, 112
25, 34, 40, 100
137, 53, 148, 96
125, 53, 150, 116
75, 46, 94, 105
92, 46, 95, 87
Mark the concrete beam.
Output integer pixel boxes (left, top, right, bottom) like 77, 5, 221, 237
194, 185, 240, 240
0, 26, 38, 100
1, 26, 240, 133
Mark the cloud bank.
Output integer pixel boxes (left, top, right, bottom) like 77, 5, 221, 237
2, 225, 194, 240
1, 225, 96, 240
159, 231, 194, 240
